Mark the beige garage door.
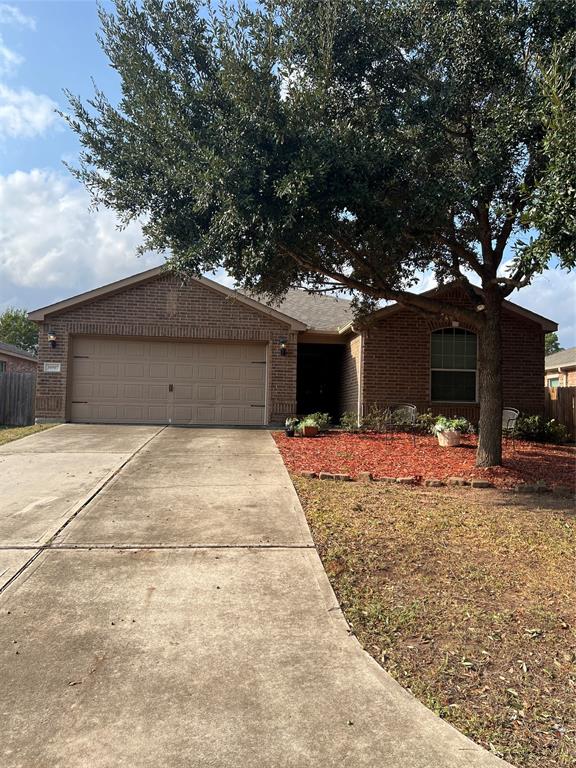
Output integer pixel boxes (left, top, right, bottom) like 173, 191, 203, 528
70, 338, 267, 425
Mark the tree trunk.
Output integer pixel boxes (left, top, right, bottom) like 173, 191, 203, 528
476, 291, 503, 467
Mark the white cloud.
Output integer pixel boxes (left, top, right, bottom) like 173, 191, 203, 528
0, 32, 21, 75
509, 269, 576, 348
0, 169, 162, 293
0, 83, 58, 138
0, 4, 35, 29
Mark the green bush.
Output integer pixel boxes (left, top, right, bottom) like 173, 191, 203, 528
415, 410, 435, 435
361, 404, 390, 432
300, 412, 331, 431
431, 415, 475, 435
515, 414, 568, 444
340, 411, 360, 432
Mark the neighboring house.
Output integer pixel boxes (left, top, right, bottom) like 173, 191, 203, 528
29, 268, 555, 426
0, 341, 37, 374
544, 347, 576, 388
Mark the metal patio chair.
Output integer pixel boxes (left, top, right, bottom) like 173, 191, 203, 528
384, 403, 418, 447
502, 407, 520, 450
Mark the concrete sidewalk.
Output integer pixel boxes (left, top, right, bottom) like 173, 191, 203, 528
0, 426, 508, 767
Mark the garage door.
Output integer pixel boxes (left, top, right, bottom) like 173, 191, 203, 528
70, 338, 267, 425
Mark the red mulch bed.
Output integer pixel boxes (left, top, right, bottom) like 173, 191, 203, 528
273, 431, 576, 491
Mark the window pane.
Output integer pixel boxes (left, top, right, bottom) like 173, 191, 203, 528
431, 329, 476, 370
431, 371, 477, 401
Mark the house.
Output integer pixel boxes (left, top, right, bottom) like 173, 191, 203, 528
29, 268, 556, 426
545, 347, 576, 388
0, 341, 37, 374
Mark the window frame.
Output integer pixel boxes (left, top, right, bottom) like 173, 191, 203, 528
0, 360, 6, 373
430, 327, 479, 404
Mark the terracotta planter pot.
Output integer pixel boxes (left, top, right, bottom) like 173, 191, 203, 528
302, 425, 319, 437
437, 430, 462, 447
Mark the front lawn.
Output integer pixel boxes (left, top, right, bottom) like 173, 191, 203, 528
0, 424, 54, 447
274, 432, 576, 491
295, 478, 576, 768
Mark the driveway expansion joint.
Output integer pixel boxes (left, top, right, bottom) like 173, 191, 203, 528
0, 426, 166, 596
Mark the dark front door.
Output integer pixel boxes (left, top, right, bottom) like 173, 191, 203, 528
297, 344, 344, 420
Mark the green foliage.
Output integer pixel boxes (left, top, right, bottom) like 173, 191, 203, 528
517, 33, 576, 271
516, 415, 568, 444
415, 410, 436, 435
340, 411, 359, 432
361, 404, 390, 433
285, 416, 300, 430
0, 307, 38, 353
301, 412, 331, 431
63, 0, 575, 303
544, 332, 563, 356
431, 416, 475, 435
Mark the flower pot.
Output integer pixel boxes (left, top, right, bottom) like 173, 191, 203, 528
302, 425, 319, 437
285, 429, 295, 437
437, 429, 461, 447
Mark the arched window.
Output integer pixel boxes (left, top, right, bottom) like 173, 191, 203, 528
431, 328, 477, 402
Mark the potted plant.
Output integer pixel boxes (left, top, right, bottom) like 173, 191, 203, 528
284, 417, 299, 437
298, 415, 320, 437
431, 416, 474, 447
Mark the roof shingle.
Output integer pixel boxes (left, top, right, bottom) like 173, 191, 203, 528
545, 346, 576, 369
0, 341, 37, 361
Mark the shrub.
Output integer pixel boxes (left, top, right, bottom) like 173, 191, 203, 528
361, 404, 390, 433
516, 414, 568, 444
415, 410, 435, 435
300, 412, 331, 431
431, 416, 475, 435
340, 411, 360, 432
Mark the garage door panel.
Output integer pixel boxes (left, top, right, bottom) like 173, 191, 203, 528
71, 339, 268, 425
245, 366, 266, 384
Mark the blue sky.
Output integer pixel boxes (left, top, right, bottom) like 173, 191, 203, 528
0, 1, 575, 347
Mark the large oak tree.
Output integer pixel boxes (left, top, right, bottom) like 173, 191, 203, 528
64, 0, 575, 466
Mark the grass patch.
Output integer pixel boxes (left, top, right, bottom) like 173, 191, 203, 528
0, 424, 55, 446
294, 478, 576, 768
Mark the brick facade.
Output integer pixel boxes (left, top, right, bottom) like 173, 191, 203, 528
546, 368, 576, 387
35, 275, 297, 424
0, 353, 37, 374
34, 274, 550, 426
340, 334, 362, 416
359, 289, 546, 422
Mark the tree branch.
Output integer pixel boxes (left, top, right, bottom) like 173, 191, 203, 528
278, 244, 485, 329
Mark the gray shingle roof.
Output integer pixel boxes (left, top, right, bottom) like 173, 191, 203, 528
0, 341, 37, 360
246, 289, 354, 332
545, 346, 576, 369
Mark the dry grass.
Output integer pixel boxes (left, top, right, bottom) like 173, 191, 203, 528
294, 478, 576, 767
0, 424, 54, 447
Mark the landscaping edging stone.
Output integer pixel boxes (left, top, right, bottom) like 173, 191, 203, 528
298, 470, 573, 497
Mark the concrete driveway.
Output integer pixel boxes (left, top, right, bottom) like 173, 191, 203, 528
0, 425, 507, 768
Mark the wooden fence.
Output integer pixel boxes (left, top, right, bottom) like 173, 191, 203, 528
545, 386, 575, 439
0, 372, 36, 426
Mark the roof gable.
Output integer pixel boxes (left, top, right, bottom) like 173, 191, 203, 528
338, 283, 557, 333
28, 267, 306, 330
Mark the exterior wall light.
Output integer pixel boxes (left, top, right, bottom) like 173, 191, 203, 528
279, 338, 287, 356
48, 331, 57, 349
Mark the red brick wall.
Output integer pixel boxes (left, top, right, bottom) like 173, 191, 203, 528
35, 275, 296, 423
546, 368, 576, 387
0, 353, 37, 374
361, 290, 546, 422
340, 334, 362, 417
